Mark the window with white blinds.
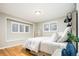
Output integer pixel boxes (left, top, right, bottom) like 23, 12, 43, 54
11, 22, 30, 33
20, 25, 24, 32
12, 23, 18, 32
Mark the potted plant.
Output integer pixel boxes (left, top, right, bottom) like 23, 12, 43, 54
67, 32, 79, 55
62, 32, 79, 56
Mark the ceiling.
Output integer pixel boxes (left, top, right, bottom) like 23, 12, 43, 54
0, 3, 75, 22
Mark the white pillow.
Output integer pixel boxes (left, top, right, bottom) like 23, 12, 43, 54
50, 32, 59, 42
57, 32, 67, 42
58, 32, 63, 38
57, 27, 71, 42
64, 27, 71, 33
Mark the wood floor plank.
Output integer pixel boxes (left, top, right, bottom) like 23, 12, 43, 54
0, 46, 32, 56
0, 50, 6, 56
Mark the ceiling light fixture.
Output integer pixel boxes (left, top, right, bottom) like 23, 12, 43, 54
35, 11, 41, 15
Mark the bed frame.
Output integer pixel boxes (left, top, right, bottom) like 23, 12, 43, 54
26, 48, 51, 56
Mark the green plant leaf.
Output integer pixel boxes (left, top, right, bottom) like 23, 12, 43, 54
67, 32, 78, 42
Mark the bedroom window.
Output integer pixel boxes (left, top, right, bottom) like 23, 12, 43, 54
43, 24, 50, 32
11, 22, 30, 33
20, 24, 24, 32
11, 23, 18, 32
25, 26, 30, 32
50, 23, 57, 32
43, 22, 57, 32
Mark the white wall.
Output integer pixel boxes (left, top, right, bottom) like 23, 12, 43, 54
36, 17, 67, 37
33, 23, 39, 37
0, 15, 6, 42
0, 13, 34, 48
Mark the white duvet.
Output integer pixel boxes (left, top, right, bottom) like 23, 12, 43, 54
23, 27, 70, 55
40, 41, 67, 54
24, 37, 51, 52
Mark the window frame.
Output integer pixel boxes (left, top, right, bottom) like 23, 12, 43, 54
43, 21, 58, 32
11, 22, 19, 33
19, 24, 25, 33
11, 22, 30, 33
43, 23, 50, 32
25, 25, 30, 32
50, 22, 58, 32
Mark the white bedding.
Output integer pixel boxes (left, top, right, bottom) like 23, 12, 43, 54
23, 27, 71, 55
40, 41, 67, 55
24, 32, 60, 53
24, 37, 51, 52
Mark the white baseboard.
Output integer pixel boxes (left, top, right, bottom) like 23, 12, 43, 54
0, 39, 25, 49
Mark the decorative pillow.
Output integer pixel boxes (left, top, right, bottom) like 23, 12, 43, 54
57, 27, 71, 42
50, 32, 59, 42
58, 32, 63, 39
57, 32, 68, 42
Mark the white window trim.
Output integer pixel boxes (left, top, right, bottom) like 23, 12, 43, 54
11, 22, 19, 33
19, 23, 25, 33
50, 22, 58, 32
24, 24, 30, 33
11, 22, 30, 33
43, 23, 50, 32
43, 21, 58, 32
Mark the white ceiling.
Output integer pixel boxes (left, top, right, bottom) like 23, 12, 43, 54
0, 3, 75, 22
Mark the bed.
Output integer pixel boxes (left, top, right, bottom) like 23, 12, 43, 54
40, 41, 67, 55
23, 37, 52, 52
23, 27, 71, 56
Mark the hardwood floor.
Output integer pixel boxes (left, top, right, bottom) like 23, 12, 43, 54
0, 46, 32, 56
